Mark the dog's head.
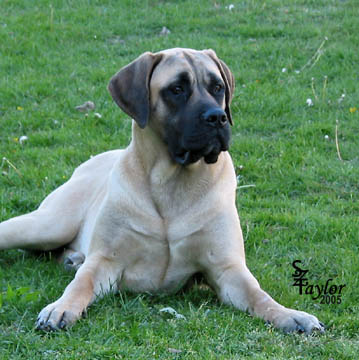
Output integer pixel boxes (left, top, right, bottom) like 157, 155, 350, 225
109, 48, 235, 165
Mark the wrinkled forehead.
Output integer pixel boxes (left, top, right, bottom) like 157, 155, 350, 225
150, 49, 222, 89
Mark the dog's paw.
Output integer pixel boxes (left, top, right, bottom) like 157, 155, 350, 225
63, 251, 85, 271
273, 309, 325, 334
36, 301, 83, 331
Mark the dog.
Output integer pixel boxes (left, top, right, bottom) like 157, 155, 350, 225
0, 48, 324, 333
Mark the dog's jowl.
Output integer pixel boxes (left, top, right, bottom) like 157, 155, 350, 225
0, 48, 324, 333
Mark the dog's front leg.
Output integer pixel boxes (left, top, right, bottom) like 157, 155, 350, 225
36, 253, 120, 331
209, 263, 324, 334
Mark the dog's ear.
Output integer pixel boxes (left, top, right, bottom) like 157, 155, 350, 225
108, 52, 163, 129
203, 49, 235, 125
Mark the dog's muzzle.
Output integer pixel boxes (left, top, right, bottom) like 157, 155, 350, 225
171, 107, 231, 166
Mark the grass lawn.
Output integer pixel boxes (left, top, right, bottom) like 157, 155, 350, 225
1, 0, 358, 358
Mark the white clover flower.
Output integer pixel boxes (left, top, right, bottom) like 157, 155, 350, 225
306, 98, 314, 107
19, 135, 28, 145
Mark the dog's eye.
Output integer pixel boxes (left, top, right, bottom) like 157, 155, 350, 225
171, 86, 184, 95
213, 84, 223, 94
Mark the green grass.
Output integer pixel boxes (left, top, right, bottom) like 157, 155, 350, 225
1, 0, 359, 358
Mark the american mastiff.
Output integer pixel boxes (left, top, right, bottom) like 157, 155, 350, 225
0, 48, 324, 333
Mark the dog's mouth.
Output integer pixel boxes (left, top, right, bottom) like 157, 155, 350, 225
174, 143, 227, 166
168, 120, 231, 166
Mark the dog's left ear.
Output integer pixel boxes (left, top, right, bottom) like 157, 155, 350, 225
203, 49, 235, 125
108, 52, 163, 129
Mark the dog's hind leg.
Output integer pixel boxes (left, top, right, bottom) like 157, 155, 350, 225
0, 151, 118, 252
0, 177, 93, 251
0, 208, 79, 251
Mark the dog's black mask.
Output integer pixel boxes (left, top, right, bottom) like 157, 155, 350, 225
161, 72, 231, 166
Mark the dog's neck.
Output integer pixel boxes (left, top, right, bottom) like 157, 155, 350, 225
128, 121, 228, 217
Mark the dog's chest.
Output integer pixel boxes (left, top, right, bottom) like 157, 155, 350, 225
97, 161, 214, 293
115, 215, 203, 293
120, 250, 196, 294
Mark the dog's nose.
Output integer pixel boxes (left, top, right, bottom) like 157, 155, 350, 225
202, 108, 228, 127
